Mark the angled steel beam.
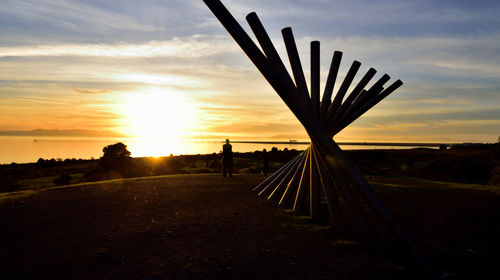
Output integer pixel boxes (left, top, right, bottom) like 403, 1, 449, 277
258, 153, 303, 197
329, 73, 390, 132
253, 152, 302, 192
309, 143, 321, 219
279, 152, 308, 206
312, 146, 345, 228
311, 41, 321, 118
326, 67, 376, 129
293, 149, 310, 212
324, 60, 361, 125
268, 151, 307, 200
331, 80, 403, 135
320, 51, 342, 122
282, 27, 312, 108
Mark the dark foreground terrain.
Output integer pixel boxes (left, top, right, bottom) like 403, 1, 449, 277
1, 174, 499, 279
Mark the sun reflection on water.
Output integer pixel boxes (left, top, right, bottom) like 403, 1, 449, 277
127, 137, 198, 157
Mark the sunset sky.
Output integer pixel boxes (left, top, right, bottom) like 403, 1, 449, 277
1, 0, 499, 143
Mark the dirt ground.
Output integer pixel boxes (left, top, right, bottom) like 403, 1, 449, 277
1, 174, 499, 279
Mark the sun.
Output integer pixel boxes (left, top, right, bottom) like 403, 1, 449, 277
122, 88, 196, 139
116, 87, 199, 156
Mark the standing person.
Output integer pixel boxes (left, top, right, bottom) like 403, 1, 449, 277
262, 149, 269, 176
222, 139, 233, 177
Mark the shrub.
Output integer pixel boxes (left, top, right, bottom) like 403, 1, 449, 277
53, 173, 72, 186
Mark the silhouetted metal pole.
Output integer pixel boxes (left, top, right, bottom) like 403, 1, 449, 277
320, 51, 342, 122
324, 61, 360, 124
311, 41, 320, 118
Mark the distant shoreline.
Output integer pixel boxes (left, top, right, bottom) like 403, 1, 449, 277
1, 136, 489, 164
0, 135, 482, 148
231, 140, 461, 147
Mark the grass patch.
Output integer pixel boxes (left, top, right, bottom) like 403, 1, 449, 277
367, 176, 500, 194
0, 190, 38, 203
0, 173, 221, 202
19, 173, 85, 190
19, 175, 59, 189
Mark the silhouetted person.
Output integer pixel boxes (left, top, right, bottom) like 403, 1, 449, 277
222, 139, 233, 177
262, 149, 269, 175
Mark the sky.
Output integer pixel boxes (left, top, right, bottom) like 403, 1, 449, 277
0, 0, 499, 143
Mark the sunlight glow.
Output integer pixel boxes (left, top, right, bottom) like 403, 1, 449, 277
117, 87, 200, 157
111, 73, 207, 88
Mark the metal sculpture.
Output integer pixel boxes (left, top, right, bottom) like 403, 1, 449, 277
204, 0, 432, 271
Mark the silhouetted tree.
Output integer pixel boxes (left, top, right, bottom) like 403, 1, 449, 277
100, 142, 132, 174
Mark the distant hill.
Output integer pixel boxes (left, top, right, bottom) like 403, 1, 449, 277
0, 129, 126, 137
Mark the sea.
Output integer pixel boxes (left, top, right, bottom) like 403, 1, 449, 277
0, 136, 432, 164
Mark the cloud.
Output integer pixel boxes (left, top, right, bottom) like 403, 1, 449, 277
0, 35, 235, 58
339, 119, 500, 143
409, 98, 472, 105
110, 73, 209, 88
1, 0, 499, 142
73, 88, 110, 94
205, 122, 306, 139
0, 0, 169, 45
354, 108, 500, 126
296, 34, 500, 76
222, 0, 500, 39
